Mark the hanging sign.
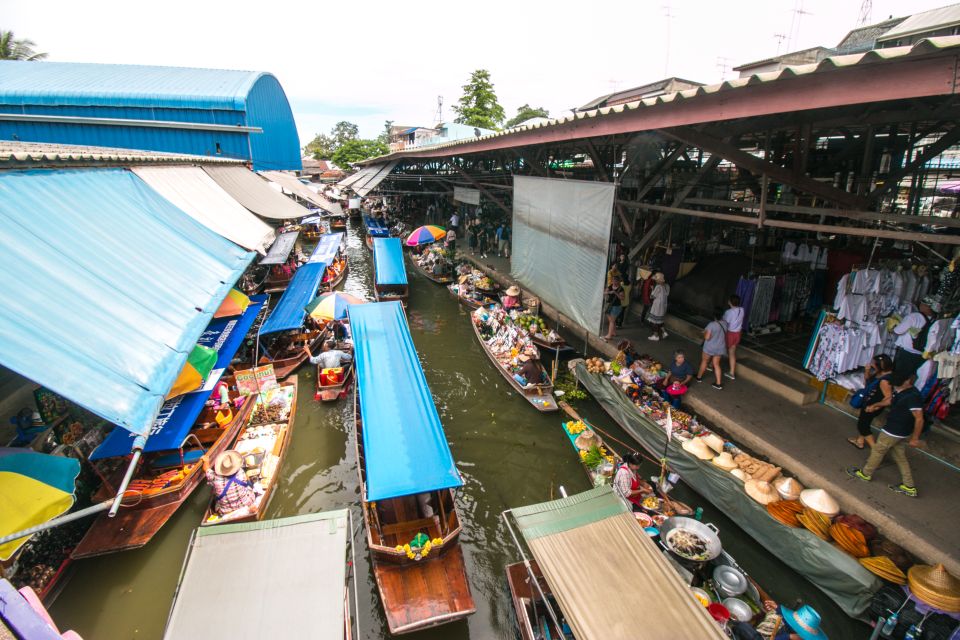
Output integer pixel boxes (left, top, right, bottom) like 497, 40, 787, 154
235, 364, 278, 396
453, 187, 480, 205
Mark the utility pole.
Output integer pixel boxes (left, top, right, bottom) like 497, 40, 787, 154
662, 4, 674, 77
434, 96, 443, 126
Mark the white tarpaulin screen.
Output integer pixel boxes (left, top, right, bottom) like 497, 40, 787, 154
511, 176, 615, 333
454, 186, 480, 205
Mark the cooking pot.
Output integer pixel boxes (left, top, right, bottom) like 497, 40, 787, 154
713, 564, 748, 597
659, 516, 722, 562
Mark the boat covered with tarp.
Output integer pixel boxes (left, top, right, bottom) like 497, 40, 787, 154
164, 510, 354, 639
372, 237, 408, 304
258, 229, 302, 293
348, 301, 475, 635
503, 486, 725, 640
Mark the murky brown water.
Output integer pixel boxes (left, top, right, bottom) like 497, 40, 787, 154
49, 221, 867, 639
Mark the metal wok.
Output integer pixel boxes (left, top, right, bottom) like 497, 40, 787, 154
659, 516, 722, 562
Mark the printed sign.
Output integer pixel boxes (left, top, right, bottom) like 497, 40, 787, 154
235, 364, 278, 396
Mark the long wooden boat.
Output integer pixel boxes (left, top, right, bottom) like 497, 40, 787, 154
72, 386, 255, 558
374, 284, 408, 305
447, 283, 497, 310
470, 315, 558, 412
258, 328, 327, 379
321, 254, 349, 292
200, 377, 298, 526
329, 215, 347, 232
408, 251, 454, 284
506, 561, 568, 640
353, 387, 475, 634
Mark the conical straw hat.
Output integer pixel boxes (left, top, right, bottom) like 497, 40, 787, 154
702, 433, 726, 454
730, 468, 748, 482
574, 430, 601, 451
908, 564, 960, 612
712, 451, 738, 471
774, 477, 804, 501
682, 437, 714, 460
745, 479, 779, 505
799, 489, 839, 517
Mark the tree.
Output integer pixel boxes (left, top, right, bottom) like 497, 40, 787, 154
331, 138, 388, 169
0, 30, 48, 61
304, 132, 335, 160
331, 121, 359, 148
504, 104, 550, 129
452, 69, 505, 130
378, 120, 394, 146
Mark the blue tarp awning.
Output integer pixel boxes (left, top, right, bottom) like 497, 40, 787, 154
363, 216, 390, 237
89, 295, 266, 460
259, 230, 299, 266
373, 237, 407, 286
348, 301, 461, 501
0, 168, 254, 437
259, 263, 327, 335
308, 232, 343, 265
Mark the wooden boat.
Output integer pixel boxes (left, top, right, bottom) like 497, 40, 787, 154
531, 331, 572, 355
353, 388, 475, 634
506, 560, 569, 640
258, 328, 327, 379
470, 314, 558, 412
315, 361, 353, 402
238, 265, 269, 296
329, 215, 347, 231
200, 377, 298, 526
72, 385, 255, 558
374, 283, 408, 305
409, 251, 454, 284
447, 283, 497, 310
365, 235, 374, 251
300, 219, 327, 242
321, 254, 348, 292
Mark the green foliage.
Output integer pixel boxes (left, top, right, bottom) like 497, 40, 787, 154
331, 121, 359, 148
0, 30, 47, 61
378, 120, 394, 145
331, 138, 389, 169
554, 372, 588, 403
304, 132, 335, 160
452, 69, 505, 130
504, 104, 550, 129
303, 120, 361, 160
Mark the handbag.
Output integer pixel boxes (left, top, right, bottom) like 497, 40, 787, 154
850, 378, 880, 409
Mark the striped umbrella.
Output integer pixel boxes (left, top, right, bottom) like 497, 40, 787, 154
306, 292, 367, 321
166, 344, 218, 399
405, 225, 447, 246
0, 448, 81, 560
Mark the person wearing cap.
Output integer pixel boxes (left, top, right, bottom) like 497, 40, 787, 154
775, 603, 828, 640
503, 286, 522, 311
647, 272, 670, 341
203, 450, 255, 515
847, 372, 924, 498
613, 452, 653, 511
892, 296, 940, 379
304, 340, 353, 370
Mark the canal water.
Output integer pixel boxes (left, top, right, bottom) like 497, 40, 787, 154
49, 221, 868, 639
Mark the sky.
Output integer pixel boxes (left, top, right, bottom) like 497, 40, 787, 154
3, 0, 952, 148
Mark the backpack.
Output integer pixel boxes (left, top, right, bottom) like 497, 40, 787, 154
850, 378, 881, 409
924, 381, 951, 422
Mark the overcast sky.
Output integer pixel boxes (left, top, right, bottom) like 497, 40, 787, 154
4, 0, 950, 147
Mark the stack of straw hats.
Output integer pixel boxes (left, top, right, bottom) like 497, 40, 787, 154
745, 479, 779, 505
774, 477, 804, 501
908, 564, 960, 612
799, 489, 839, 518
682, 437, 714, 460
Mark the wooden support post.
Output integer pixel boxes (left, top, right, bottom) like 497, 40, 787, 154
449, 162, 511, 216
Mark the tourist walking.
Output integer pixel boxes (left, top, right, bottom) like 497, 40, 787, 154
647, 272, 669, 341
499, 223, 511, 258
848, 353, 894, 450
848, 372, 924, 497
892, 296, 939, 378
449, 211, 460, 234
722, 294, 745, 380
445, 227, 457, 259
639, 271, 654, 323
603, 275, 625, 340
616, 253, 632, 328
696, 308, 727, 390
468, 223, 478, 255
478, 224, 489, 258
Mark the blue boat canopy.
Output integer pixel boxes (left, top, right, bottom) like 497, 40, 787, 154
0, 168, 253, 437
364, 216, 390, 237
90, 296, 265, 460
349, 301, 462, 501
373, 237, 407, 286
309, 232, 344, 265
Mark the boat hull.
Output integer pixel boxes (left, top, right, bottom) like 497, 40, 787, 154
470, 317, 558, 412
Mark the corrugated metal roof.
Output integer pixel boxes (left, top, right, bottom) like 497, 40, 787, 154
879, 3, 960, 40
0, 141, 243, 167
835, 17, 906, 53
203, 166, 311, 220
0, 61, 264, 111
365, 36, 960, 163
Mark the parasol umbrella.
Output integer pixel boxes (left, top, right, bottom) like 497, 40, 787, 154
405, 225, 446, 246
306, 292, 367, 322
165, 344, 218, 399
0, 448, 81, 560
214, 288, 251, 319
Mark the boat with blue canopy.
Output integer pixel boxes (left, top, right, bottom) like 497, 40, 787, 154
363, 215, 390, 251
257, 233, 346, 379
72, 295, 266, 559
372, 237, 408, 305
348, 301, 475, 635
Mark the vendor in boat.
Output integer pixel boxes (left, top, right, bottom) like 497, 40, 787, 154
613, 452, 653, 511
503, 285, 522, 311
305, 340, 353, 369
517, 354, 543, 387
328, 319, 349, 343
203, 450, 255, 516
774, 604, 828, 640
616, 340, 640, 367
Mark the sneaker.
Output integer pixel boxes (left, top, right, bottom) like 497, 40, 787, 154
846, 467, 872, 482
724, 373, 736, 381
711, 383, 723, 390
695, 377, 703, 383
648, 335, 660, 341
662, 331, 670, 338
889, 483, 918, 498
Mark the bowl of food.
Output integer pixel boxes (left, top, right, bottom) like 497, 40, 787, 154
634, 512, 654, 527
691, 587, 712, 607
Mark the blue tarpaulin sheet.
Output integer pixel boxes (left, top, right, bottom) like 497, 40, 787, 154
259, 262, 327, 335
308, 232, 343, 265
259, 230, 299, 266
90, 296, 265, 460
373, 237, 407, 286
0, 168, 253, 437
348, 301, 461, 501
363, 216, 390, 237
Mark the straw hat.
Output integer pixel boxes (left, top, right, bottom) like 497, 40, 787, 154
214, 450, 243, 476
712, 452, 738, 471
908, 564, 960, 612
745, 479, 779, 505
702, 433, 726, 454
574, 429, 601, 451
682, 437, 714, 460
774, 477, 805, 501
518, 354, 530, 362
799, 489, 839, 518
506, 285, 520, 296
730, 468, 748, 482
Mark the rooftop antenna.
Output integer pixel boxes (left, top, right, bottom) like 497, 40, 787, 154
773, 33, 787, 55
434, 95, 443, 126
662, 3, 674, 77
857, 0, 872, 26
716, 56, 732, 81
786, 0, 811, 52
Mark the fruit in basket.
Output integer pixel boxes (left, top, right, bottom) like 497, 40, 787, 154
585, 358, 606, 374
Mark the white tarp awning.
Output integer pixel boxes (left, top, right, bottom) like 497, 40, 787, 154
353, 161, 398, 197
132, 166, 275, 254
259, 170, 344, 216
202, 165, 312, 221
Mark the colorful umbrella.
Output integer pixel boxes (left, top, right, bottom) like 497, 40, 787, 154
0, 448, 81, 560
405, 225, 447, 246
214, 288, 251, 319
166, 344, 218, 399
306, 292, 367, 321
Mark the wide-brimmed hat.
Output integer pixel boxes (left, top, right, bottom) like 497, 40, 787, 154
574, 429, 601, 451
506, 285, 520, 296
774, 477, 805, 501
908, 563, 960, 612
780, 604, 828, 640
682, 437, 714, 460
702, 433, 726, 454
730, 468, 748, 482
712, 452, 738, 471
799, 488, 839, 517
920, 295, 943, 314
745, 479, 779, 505
214, 450, 243, 476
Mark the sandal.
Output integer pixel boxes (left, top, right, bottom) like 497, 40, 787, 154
847, 437, 865, 450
